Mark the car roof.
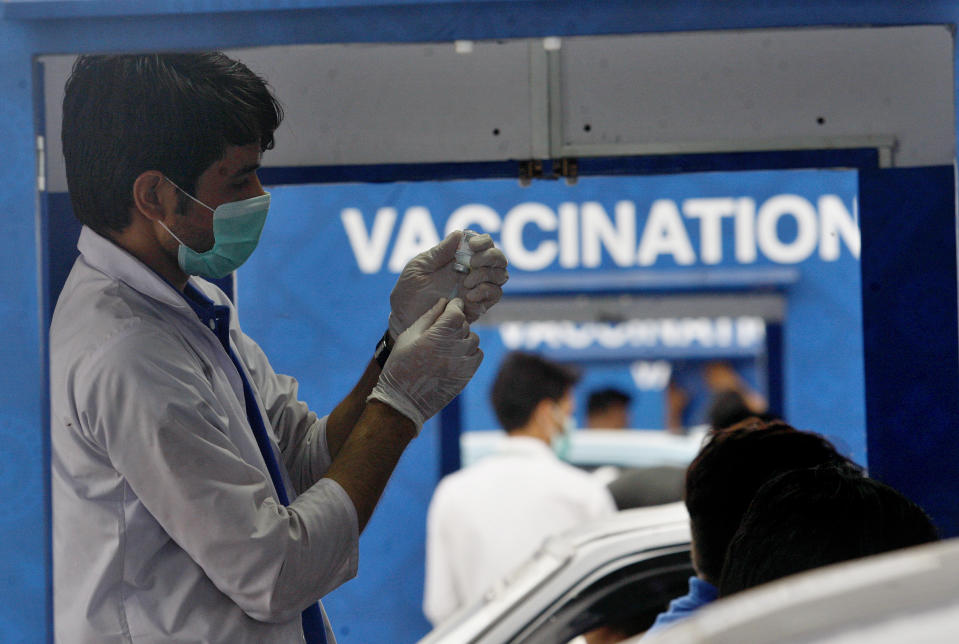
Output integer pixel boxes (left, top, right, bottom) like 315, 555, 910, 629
638, 537, 959, 644
461, 429, 705, 468
559, 501, 689, 547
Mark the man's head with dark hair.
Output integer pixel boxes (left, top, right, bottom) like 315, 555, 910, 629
705, 390, 780, 431
706, 390, 753, 431
718, 464, 938, 596
62, 52, 283, 236
490, 352, 579, 433
585, 388, 632, 430
684, 420, 857, 584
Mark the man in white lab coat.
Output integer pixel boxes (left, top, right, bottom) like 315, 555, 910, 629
50, 53, 507, 644
423, 352, 616, 626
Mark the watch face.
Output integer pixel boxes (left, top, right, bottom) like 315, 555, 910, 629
375, 338, 390, 366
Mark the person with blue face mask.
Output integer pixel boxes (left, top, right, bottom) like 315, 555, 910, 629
50, 53, 508, 644
424, 352, 617, 626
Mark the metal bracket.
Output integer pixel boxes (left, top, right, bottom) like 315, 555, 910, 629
519, 158, 580, 185
555, 157, 578, 185
36, 135, 46, 192
518, 159, 543, 187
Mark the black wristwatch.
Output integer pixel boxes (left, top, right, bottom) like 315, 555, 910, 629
374, 329, 393, 368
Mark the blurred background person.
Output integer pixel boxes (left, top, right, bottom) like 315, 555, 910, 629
586, 387, 633, 430
582, 387, 685, 509
702, 362, 767, 419
586, 387, 686, 510
718, 464, 938, 597
666, 361, 768, 434
423, 352, 617, 626
705, 389, 779, 432
705, 389, 757, 432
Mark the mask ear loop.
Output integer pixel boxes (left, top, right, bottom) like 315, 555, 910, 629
156, 177, 208, 251
163, 176, 215, 213
156, 218, 189, 249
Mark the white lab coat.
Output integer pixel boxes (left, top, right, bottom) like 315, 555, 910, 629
50, 226, 358, 643
423, 435, 617, 626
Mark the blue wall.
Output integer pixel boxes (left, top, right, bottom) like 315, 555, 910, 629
2, 2, 959, 642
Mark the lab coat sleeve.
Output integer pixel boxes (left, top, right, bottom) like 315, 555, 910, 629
578, 472, 618, 520
232, 328, 332, 495
74, 322, 357, 623
423, 482, 461, 626
593, 482, 619, 518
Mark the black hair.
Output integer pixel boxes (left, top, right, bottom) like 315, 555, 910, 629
490, 352, 579, 432
586, 388, 632, 416
61, 52, 283, 235
684, 420, 857, 584
718, 464, 938, 596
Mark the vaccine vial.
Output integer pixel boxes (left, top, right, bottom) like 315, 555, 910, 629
453, 230, 478, 274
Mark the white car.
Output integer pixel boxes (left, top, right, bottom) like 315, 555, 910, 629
638, 537, 959, 644
418, 502, 692, 644
461, 428, 706, 469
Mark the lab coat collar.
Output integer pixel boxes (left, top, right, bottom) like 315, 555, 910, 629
496, 435, 556, 459
77, 225, 196, 316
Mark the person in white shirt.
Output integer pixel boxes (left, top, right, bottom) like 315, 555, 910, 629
423, 352, 617, 626
51, 53, 508, 644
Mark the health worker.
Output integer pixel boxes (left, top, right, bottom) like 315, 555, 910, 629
50, 52, 508, 644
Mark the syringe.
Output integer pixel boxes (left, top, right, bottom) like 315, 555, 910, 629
449, 230, 478, 299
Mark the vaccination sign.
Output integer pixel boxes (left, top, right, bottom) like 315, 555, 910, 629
243, 168, 862, 449
339, 181, 859, 273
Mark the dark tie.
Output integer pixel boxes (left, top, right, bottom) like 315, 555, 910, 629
209, 302, 328, 644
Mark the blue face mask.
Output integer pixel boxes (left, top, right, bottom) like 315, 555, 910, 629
159, 178, 270, 279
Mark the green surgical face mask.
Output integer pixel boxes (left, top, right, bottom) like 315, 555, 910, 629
550, 403, 576, 461
160, 177, 270, 279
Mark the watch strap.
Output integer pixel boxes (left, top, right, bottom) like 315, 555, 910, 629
374, 328, 393, 368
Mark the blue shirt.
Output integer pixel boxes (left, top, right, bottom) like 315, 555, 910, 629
645, 576, 718, 636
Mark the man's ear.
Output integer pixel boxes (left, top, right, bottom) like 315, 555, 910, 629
131, 171, 171, 222
532, 398, 555, 429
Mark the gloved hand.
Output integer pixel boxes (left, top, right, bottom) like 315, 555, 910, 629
370, 298, 483, 432
388, 230, 508, 340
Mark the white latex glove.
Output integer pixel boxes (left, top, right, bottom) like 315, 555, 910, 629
370, 298, 483, 432
388, 230, 508, 340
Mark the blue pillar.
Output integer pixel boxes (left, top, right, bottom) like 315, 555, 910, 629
438, 395, 462, 478
859, 165, 959, 537
0, 22, 52, 644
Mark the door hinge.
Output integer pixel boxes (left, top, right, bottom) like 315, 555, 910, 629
36, 135, 46, 192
